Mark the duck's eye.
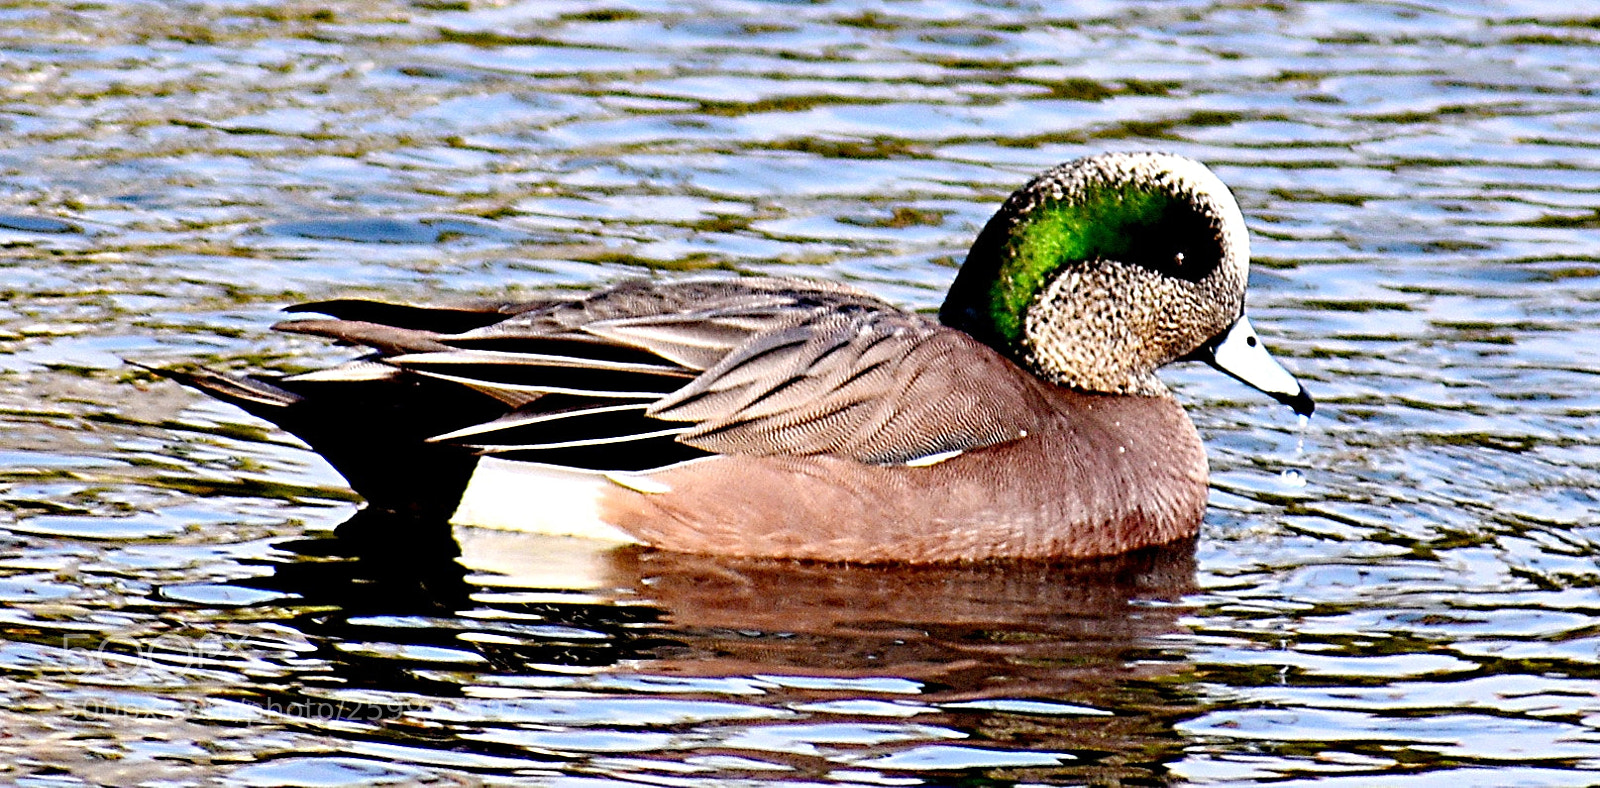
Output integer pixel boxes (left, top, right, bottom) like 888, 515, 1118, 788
1120, 201, 1220, 282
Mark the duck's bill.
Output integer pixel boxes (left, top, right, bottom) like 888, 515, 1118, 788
1194, 315, 1314, 416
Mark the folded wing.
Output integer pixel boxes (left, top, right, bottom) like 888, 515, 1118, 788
275, 278, 1047, 471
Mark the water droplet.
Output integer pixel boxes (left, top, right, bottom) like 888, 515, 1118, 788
1279, 469, 1306, 488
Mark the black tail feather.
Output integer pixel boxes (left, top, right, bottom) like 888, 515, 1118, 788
137, 363, 303, 412
150, 363, 504, 519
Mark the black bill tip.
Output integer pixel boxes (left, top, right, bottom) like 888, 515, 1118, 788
1276, 384, 1315, 417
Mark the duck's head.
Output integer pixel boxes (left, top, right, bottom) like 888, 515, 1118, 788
940, 151, 1313, 416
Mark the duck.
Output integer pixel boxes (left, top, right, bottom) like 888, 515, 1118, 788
160, 152, 1312, 563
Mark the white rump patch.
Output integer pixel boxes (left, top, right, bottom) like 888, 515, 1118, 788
451, 457, 644, 544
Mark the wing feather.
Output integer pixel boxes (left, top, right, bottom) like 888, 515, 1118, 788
256, 277, 1040, 470
653, 309, 1043, 464
390, 349, 693, 379
429, 402, 652, 444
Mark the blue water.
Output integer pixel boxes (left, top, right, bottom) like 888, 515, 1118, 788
2, 1, 1599, 784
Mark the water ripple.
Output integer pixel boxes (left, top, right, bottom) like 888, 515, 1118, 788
2, 0, 1599, 784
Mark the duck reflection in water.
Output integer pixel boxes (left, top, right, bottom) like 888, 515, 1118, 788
249, 509, 1204, 782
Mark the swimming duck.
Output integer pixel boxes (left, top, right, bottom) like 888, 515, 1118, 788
163, 152, 1311, 563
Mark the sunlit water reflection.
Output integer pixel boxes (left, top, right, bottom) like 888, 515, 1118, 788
2, 1, 1599, 785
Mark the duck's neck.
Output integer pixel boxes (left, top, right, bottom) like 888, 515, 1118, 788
946, 253, 1179, 397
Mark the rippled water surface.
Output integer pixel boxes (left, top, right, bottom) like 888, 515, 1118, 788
3, 1, 1600, 784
